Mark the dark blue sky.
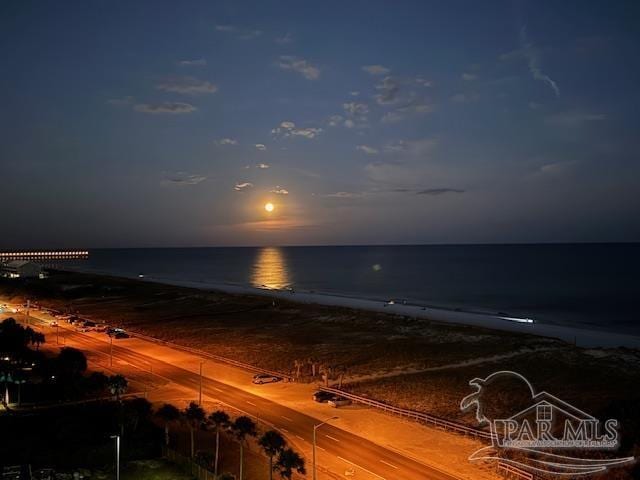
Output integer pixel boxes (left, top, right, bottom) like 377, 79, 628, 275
1, 1, 639, 248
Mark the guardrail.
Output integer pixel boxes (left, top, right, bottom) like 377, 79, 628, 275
318, 386, 494, 439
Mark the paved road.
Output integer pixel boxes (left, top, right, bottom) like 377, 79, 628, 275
24, 313, 461, 480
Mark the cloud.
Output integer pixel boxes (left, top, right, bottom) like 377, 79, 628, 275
381, 98, 433, 123
270, 186, 289, 195
272, 121, 322, 139
350, 91, 360, 96
320, 191, 363, 198
382, 138, 437, 155
134, 102, 197, 114
257, 163, 270, 169
162, 172, 207, 186
545, 111, 607, 128
215, 24, 262, 40
356, 145, 379, 155
416, 188, 464, 195
462, 72, 477, 81
343, 102, 369, 117
275, 33, 293, 45
374, 76, 400, 105
278, 56, 320, 80
216, 138, 238, 145
519, 27, 560, 97
255, 143, 267, 151
157, 76, 218, 95
178, 58, 207, 67
536, 160, 578, 176
107, 96, 134, 106
328, 115, 344, 127
234, 182, 254, 192
362, 65, 390, 75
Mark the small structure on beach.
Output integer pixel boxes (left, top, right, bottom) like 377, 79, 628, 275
1, 260, 43, 279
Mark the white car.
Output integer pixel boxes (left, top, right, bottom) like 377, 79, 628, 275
252, 373, 281, 385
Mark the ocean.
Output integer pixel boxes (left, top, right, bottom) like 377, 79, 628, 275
58, 243, 640, 335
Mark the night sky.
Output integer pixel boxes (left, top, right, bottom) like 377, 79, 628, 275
1, 1, 639, 248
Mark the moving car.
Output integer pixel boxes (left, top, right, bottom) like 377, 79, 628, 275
312, 390, 334, 403
252, 373, 281, 384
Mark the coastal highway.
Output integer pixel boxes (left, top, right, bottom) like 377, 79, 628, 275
39, 321, 460, 480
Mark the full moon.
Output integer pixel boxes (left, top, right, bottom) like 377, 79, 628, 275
264, 202, 275, 212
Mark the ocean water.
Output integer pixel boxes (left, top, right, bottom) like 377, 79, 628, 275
58, 244, 640, 335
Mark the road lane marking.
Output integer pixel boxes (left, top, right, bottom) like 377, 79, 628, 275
325, 434, 340, 442
337, 456, 386, 480
316, 446, 326, 452
280, 428, 289, 433
245, 400, 257, 406
295, 434, 306, 442
212, 387, 224, 393
281, 415, 293, 422
379, 460, 398, 469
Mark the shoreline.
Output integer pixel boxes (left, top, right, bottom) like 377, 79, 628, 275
63, 267, 640, 350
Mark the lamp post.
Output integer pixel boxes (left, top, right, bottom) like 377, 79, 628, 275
313, 416, 338, 480
110, 435, 120, 480
110, 335, 114, 367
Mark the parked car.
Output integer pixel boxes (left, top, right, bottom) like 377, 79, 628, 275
327, 395, 352, 408
49, 321, 58, 327
252, 373, 281, 384
312, 390, 334, 403
94, 325, 107, 333
83, 320, 97, 327
114, 331, 130, 339
107, 327, 125, 337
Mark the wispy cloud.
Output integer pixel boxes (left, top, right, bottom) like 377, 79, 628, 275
545, 111, 607, 128
234, 182, 254, 192
215, 24, 262, 40
162, 172, 207, 186
256, 163, 270, 169
320, 191, 363, 199
519, 26, 560, 97
107, 96, 134, 107
134, 102, 196, 114
362, 65, 390, 75
356, 145, 379, 155
255, 143, 267, 151
157, 76, 218, 95
416, 188, 464, 195
178, 58, 207, 67
216, 138, 238, 146
270, 186, 289, 195
374, 76, 400, 105
272, 121, 322, 139
275, 33, 293, 45
278, 56, 320, 80
462, 72, 477, 81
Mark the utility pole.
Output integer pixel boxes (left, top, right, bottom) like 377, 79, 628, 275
56, 324, 59, 345
110, 335, 113, 367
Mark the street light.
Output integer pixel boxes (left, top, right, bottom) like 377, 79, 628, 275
313, 416, 338, 480
110, 435, 120, 480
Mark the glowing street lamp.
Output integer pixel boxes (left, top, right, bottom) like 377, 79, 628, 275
111, 435, 120, 480
313, 416, 338, 480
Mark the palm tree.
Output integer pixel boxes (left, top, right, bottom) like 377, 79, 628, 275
207, 410, 230, 477
155, 403, 180, 448
275, 448, 306, 479
259, 430, 287, 480
230, 416, 257, 480
107, 374, 128, 401
184, 401, 206, 459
